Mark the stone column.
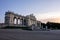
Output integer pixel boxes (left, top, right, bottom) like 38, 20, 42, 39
20, 18, 23, 25
21, 20, 23, 25
13, 18, 15, 24
19, 19, 21, 24
16, 18, 18, 24
22, 18, 24, 25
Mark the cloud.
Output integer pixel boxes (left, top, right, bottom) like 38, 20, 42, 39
35, 11, 60, 23
41, 17, 60, 23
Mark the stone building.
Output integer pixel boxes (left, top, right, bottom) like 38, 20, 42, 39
5, 11, 41, 29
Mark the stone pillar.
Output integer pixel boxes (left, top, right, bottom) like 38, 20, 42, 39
22, 18, 24, 25
21, 20, 22, 25
13, 18, 15, 24
19, 19, 21, 24
16, 18, 18, 24
20, 17, 22, 25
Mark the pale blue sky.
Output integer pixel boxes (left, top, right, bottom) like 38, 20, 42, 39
0, 0, 60, 23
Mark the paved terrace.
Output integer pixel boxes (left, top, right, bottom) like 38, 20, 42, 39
0, 29, 60, 40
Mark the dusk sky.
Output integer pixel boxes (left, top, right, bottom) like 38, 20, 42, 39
0, 0, 60, 23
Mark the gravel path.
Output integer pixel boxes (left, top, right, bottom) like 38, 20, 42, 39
0, 29, 60, 40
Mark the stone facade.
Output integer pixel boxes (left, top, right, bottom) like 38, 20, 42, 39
5, 11, 41, 28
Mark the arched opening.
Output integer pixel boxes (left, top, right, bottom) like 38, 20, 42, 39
18, 19, 20, 24
14, 18, 17, 24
